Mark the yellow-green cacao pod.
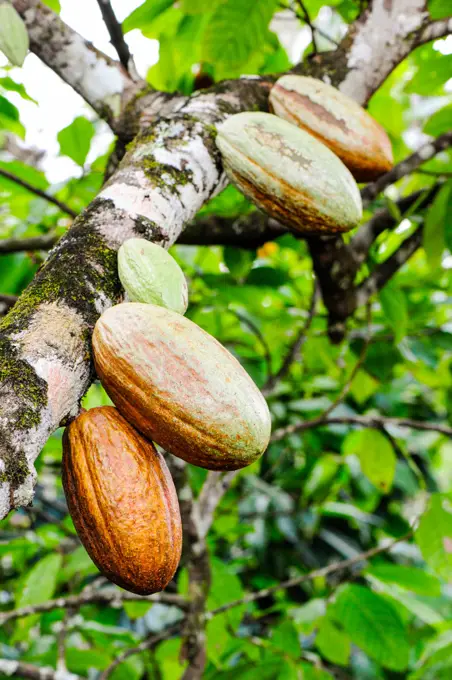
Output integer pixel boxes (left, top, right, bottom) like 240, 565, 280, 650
92, 303, 271, 471
269, 75, 393, 182
0, 3, 29, 67
215, 111, 362, 235
118, 238, 188, 314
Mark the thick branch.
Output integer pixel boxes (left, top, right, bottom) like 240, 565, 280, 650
0, 168, 77, 217
11, 0, 142, 129
180, 212, 286, 249
417, 16, 452, 44
361, 133, 452, 207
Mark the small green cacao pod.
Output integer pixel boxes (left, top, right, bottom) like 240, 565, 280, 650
269, 75, 393, 182
0, 3, 29, 67
118, 238, 188, 315
215, 111, 362, 235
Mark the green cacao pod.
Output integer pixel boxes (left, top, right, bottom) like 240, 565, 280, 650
215, 111, 362, 234
118, 238, 188, 314
269, 75, 393, 182
62, 406, 182, 595
0, 3, 29, 67
92, 303, 271, 471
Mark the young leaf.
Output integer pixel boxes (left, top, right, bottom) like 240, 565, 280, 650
416, 493, 452, 580
343, 428, 396, 493
380, 282, 408, 344
57, 116, 95, 167
122, 0, 174, 33
333, 585, 409, 671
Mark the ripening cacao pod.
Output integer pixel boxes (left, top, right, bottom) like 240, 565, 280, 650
215, 111, 362, 235
62, 406, 182, 595
0, 3, 29, 67
92, 303, 271, 471
118, 238, 188, 314
269, 75, 393, 181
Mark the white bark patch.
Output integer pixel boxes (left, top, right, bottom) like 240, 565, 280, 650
340, 0, 426, 105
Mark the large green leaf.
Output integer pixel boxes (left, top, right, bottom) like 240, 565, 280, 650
316, 617, 351, 666
57, 116, 95, 167
202, 0, 279, 75
333, 585, 409, 671
343, 428, 396, 493
122, 0, 175, 33
380, 282, 408, 344
365, 563, 441, 596
416, 493, 452, 580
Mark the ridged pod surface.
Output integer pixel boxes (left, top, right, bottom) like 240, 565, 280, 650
62, 406, 182, 595
92, 303, 271, 471
269, 75, 393, 181
118, 238, 188, 314
215, 111, 362, 234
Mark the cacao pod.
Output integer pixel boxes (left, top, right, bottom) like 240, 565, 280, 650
269, 75, 393, 181
62, 406, 182, 595
0, 3, 29, 67
118, 238, 188, 314
215, 111, 362, 234
92, 303, 271, 471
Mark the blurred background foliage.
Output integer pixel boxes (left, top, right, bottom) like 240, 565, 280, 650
1, 0, 452, 678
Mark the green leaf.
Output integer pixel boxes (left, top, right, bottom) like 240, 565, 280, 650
380, 282, 408, 344
343, 428, 396, 493
202, 0, 279, 75
0, 94, 19, 121
316, 617, 351, 666
416, 493, 452, 580
424, 185, 449, 269
424, 104, 452, 136
428, 0, 451, 19
123, 600, 153, 619
223, 247, 256, 280
0, 77, 36, 103
0, 3, 29, 66
13, 553, 62, 641
333, 585, 409, 671
365, 563, 441, 596
406, 50, 452, 95
57, 116, 95, 167
180, 0, 218, 12
271, 620, 300, 658
41, 0, 61, 10
303, 454, 339, 502
122, 0, 174, 33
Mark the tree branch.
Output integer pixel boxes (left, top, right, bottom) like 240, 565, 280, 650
0, 589, 188, 627
350, 185, 440, 267
0, 659, 81, 680
96, 0, 132, 70
11, 0, 143, 130
354, 224, 423, 308
271, 412, 452, 442
417, 16, 452, 44
206, 531, 412, 617
361, 132, 452, 207
0, 168, 78, 217
0, 233, 60, 254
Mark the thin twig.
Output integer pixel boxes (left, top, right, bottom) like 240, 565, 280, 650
0, 233, 59, 254
99, 624, 181, 680
96, 0, 132, 70
271, 413, 452, 442
206, 531, 412, 618
262, 280, 318, 395
0, 168, 78, 218
361, 132, 452, 208
295, 0, 319, 53
0, 658, 81, 680
233, 310, 273, 382
0, 589, 188, 626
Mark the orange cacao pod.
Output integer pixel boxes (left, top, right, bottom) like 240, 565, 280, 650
92, 303, 271, 471
62, 406, 182, 595
269, 75, 393, 182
